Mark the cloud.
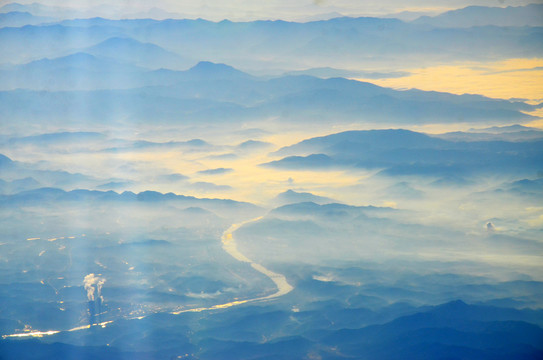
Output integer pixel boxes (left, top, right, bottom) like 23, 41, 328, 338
364, 58, 543, 102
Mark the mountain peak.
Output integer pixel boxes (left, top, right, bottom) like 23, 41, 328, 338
0, 3, 25, 12
190, 61, 233, 71
85, 37, 171, 54
96, 36, 141, 46
273, 189, 336, 206
430, 299, 474, 316
21, 52, 109, 70
0, 154, 14, 167
439, 299, 469, 309
187, 61, 250, 79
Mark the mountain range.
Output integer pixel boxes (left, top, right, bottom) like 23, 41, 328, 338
3, 299, 540, 360
1, 3, 542, 360
0, 61, 537, 129
264, 129, 543, 178
412, 4, 543, 27
1, 11, 542, 68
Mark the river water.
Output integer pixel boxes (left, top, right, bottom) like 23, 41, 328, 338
3, 217, 294, 339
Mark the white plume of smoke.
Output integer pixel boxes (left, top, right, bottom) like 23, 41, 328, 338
83, 273, 106, 301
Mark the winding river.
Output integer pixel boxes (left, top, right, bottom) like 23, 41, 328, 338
3, 216, 294, 339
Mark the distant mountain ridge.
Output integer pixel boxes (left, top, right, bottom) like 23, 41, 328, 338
0, 54, 251, 90
187, 61, 252, 80
412, 4, 543, 27
82, 36, 190, 70
272, 189, 337, 206
0, 2, 183, 20
283, 67, 410, 79
0, 187, 260, 209
264, 129, 543, 178
17, 52, 142, 72
1, 14, 541, 68
318, 300, 543, 359
7, 131, 106, 145
0, 11, 54, 27
0, 62, 536, 126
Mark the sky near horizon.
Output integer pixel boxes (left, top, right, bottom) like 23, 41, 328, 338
2, 0, 542, 20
